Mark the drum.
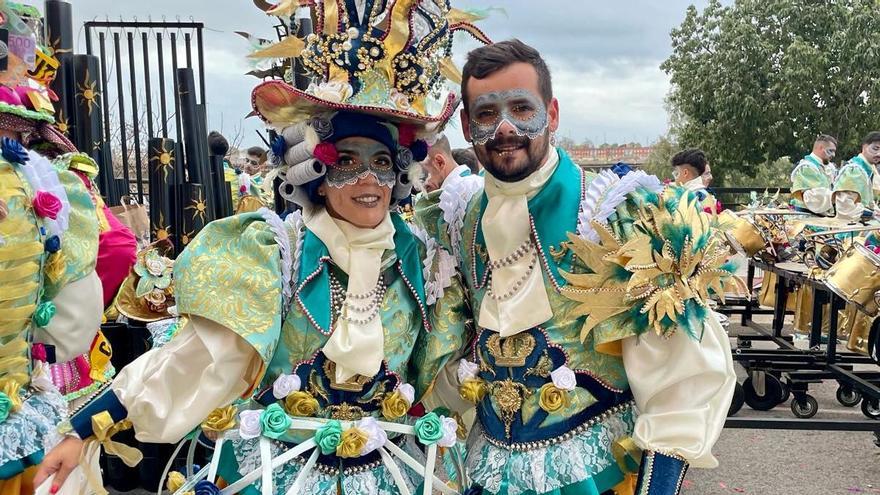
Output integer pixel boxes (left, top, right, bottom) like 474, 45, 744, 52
724, 214, 767, 257
825, 243, 880, 316
796, 217, 854, 269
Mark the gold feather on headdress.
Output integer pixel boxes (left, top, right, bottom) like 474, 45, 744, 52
248, 36, 306, 59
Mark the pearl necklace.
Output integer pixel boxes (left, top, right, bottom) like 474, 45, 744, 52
486, 245, 538, 302
329, 275, 387, 326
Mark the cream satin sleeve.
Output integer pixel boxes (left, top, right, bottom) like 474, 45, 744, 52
802, 187, 833, 215
621, 313, 735, 468
32, 270, 103, 363
112, 315, 263, 443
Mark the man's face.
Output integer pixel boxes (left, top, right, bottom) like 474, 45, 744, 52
819, 143, 836, 164
864, 142, 880, 165
421, 152, 445, 193
461, 62, 559, 182
701, 163, 713, 187
245, 154, 262, 174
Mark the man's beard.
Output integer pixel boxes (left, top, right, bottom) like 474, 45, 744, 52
476, 133, 550, 182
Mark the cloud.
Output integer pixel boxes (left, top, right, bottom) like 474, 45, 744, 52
63, 0, 713, 149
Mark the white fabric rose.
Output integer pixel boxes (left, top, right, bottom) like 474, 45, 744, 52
550, 365, 577, 391
146, 257, 168, 276
308, 81, 354, 103
397, 383, 415, 405
437, 416, 458, 448
457, 359, 479, 384
272, 373, 302, 399
30, 361, 56, 393
356, 417, 388, 456
239, 410, 263, 440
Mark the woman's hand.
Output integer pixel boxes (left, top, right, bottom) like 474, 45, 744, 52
33, 436, 84, 493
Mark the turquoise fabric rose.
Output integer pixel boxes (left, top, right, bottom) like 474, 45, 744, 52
259, 403, 291, 440
0, 392, 12, 424
314, 420, 343, 455
414, 412, 443, 445
33, 301, 56, 328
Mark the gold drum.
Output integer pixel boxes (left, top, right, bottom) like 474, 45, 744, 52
724, 215, 766, 257
825, 243, 880, 316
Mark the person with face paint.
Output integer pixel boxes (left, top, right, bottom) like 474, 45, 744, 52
37, 1, 484, 493
416, 39, 735, 495
835, 132, 880, 216
790, 134, 838, 215
671, 148, 718, 212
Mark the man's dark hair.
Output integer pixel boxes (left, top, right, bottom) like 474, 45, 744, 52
815, 134, 837, 147
461, 39, 553, 109
208, 131, 229, 157
452, 148, 480, 173
247, 146, 267, 160
863, 132, 880, 146
671, 148, 707, 176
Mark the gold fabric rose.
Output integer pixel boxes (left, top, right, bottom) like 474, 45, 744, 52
538, 383, 568, 413
201, 405, 237, 433
459, 378, 487, 404
284, 391, 319, 417
144, 289, 168, 312
336, 427, 368, 458
166, 471, 186, 492
380, 391, 410, 420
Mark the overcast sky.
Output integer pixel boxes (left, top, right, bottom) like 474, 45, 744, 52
66, 0, 714, 149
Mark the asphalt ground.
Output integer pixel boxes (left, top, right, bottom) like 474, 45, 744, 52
684, 316, 880, 495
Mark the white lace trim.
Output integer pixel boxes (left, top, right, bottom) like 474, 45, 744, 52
284, 209, 306, 293
577, 169, 663, 242
0, 389, 67, 467
146, 318, 180, 348
260, 208, 294, 314
466, 406, 635, 495
439, 175, 483, 262
21, 150, 71, 238
410, 225, 456, 305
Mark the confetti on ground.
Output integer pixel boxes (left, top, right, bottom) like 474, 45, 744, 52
719, 482, 728, 489
682, 480, 694, 490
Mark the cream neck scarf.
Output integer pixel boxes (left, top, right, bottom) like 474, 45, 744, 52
479, 147, 558, 336
303, 206, 395, 382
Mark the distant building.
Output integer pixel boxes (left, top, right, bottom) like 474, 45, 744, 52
563, 144, 653, 168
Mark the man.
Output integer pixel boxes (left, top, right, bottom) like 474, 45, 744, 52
422, 134, 483, 192
790, 134, 837, 215
417, 39, 734, 495
672, 148, 717, 212
838, 131, 880, 210
453, 146, 481, 174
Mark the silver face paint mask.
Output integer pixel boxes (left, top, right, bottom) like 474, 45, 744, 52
468, 89, 549, 146
325, 140, 397, 189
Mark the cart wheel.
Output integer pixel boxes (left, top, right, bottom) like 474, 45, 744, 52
836, 386, 862, 408
862, 398, 880, 420
728, 382, 745, 417
791, 395, 819, 419
743, 375, 785, 411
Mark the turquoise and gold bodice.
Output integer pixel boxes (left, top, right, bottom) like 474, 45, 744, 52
174, 211, 469, 433
790, 156, 832, 210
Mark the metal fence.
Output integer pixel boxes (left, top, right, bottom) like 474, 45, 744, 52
713, 187, 792, 210
83, 20, 207, 205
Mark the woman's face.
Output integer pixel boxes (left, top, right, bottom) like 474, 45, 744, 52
319, 137, 395, 228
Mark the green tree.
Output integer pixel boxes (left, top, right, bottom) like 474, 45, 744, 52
662, 0, 880, 178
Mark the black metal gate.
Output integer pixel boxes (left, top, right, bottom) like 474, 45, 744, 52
82, 20, 207, 206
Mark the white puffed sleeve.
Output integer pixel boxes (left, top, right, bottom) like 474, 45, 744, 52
802, 187, 833, 215
621, 313, 735, 468
112, 315, 263, 443
32, 270, 102, 363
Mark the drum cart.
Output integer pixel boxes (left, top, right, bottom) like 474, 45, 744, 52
720, 261, 880, 442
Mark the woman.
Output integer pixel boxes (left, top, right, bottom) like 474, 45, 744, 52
36, 1, 484, 493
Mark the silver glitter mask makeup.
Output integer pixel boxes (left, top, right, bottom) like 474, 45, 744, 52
468, 89, 549, 145
326, 141, 398, 189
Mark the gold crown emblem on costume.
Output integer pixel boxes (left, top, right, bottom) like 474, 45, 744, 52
487, 333, 536, 367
